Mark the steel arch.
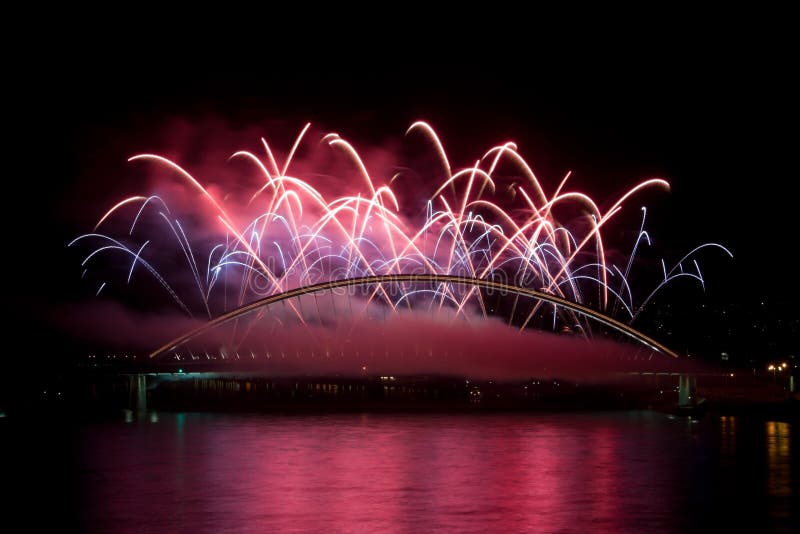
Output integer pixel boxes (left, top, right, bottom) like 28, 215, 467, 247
149, 274, 678, 359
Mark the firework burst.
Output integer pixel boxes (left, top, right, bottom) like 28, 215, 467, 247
69, 122, 732, 340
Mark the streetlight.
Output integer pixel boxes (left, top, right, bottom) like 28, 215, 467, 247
768, 364, 777, 383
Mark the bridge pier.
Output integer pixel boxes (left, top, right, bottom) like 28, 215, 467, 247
677, 374, 696, 407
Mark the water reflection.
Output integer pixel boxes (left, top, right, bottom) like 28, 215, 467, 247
75, 412, 796, 532
765, 421, 792, 528
719, 415, 736, 462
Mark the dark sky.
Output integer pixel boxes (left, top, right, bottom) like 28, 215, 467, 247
6, 14, 797, 372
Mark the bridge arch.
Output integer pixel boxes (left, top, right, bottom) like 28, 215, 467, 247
150, 274, 678, 359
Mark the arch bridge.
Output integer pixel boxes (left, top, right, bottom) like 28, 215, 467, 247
150, 274, 678, 360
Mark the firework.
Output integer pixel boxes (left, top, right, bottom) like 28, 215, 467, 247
69, 122, 731, 350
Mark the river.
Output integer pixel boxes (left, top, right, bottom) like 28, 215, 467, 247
4, 411, 796, 532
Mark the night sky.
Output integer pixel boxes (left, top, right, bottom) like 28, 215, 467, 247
6, 15, 797, 379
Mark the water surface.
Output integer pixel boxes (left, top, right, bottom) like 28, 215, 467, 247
11, 411, 797, 532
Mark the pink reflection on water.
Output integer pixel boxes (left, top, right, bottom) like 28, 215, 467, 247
80, 412, 726, 532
